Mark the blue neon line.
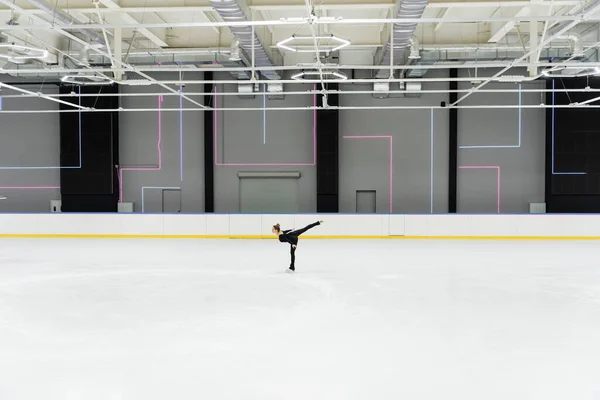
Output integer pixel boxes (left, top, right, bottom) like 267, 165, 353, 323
0, 87, 82, 170
430, 108, 434, 214
518, 84, 521, 147
459, 83, 522, 149
552, 79, 586, 175
180, 85, 184, 182
141, 186, 182, 213
263, 84, 266, 144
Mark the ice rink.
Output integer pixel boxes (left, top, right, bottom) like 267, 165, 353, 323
0, 238, 599, 400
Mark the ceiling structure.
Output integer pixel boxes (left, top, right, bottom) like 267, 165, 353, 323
0, 0, 600, 108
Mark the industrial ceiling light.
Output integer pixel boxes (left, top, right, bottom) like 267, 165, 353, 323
276, 34, 350, 53
61, 72, 114, 86
0, 44, 48, 61
291, 70, 348, 80
542, 66, 600, 78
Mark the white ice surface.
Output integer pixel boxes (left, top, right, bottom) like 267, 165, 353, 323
0, 239, 599, 400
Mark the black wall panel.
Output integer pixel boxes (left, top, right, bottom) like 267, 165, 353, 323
59, 85, 119, 212
545, 77, 600, 212
316, 83, 339, 213
204, 72, 215, 213
448, 69, 458, 213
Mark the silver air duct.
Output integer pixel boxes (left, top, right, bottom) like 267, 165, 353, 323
22, 0, 105, 46
210, 0, 281, 80
374, 0, 428, 79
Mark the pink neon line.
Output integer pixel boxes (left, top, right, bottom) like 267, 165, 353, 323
119, 95, 163, 202
0, 186, 59, 189
214, 84, 316, 166
313, 84, 317, 165
214, 85, 217, 165
342, 135, 394, 213
459, 166, 501, 213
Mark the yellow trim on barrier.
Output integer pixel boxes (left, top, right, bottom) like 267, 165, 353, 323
1, 234, 600, 240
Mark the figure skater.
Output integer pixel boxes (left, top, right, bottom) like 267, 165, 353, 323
272, 220, 323, 272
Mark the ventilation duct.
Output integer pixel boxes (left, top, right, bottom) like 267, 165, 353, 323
22, 0, 105, 46
374, 0, 428, 79
373, 81, 390, 99
210, 0, 281, 80
238, 82, 257, 99
557, 33, 583, 58
267, 82, 284, 100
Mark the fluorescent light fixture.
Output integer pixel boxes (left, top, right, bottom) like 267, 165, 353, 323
61, 73, 114, 86
276, 34, 351, 53
0, 44, 48, 61
291, 70, 348, 80
496, 75, 527, 82
120, 79, 153, 86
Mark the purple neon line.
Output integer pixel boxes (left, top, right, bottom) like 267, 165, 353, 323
213, 84, 317, 166
459, 166, 501, 213
0, 186, 59, 189
343, 135, 393, 213
119, 95, 163, 202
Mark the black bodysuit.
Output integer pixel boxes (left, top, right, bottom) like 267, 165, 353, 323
278, 221, 321, 269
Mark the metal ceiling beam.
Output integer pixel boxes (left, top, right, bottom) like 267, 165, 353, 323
488, 6, 531, 43
434, 8, 448, 31
0, 0, 206, 110
0, 6, 215, 14
247, 0, 580, 9
452, 0, 600, 106
427, 0, 579, 7
0, 14, 596, 31
97, 0, 168, 48
4, 60, 600, 75
0, 1, 582, 14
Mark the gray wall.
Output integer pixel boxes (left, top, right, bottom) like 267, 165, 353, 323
214, 76, 316, 212
340, 70, 450, 214
457, 73, 545, 213
119, 72, 205, 213
0, 68, 546, 214
0, 85, 60, 212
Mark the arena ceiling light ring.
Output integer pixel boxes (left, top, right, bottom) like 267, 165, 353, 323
276, 35, 350, 53
291, 70, 348, 81
61, 73, 114, 86
541, 66, 600, 78
0, 44, 48, 61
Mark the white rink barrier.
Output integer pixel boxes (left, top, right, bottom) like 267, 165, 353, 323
1, 214, 600, 239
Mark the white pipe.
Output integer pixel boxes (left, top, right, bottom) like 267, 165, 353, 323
557, 33, 584, 56
0, 82, 87, 109
1, 88, 599, 100
0, 104, 599, 114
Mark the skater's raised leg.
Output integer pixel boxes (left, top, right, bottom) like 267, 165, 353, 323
290, 221, 322, 237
